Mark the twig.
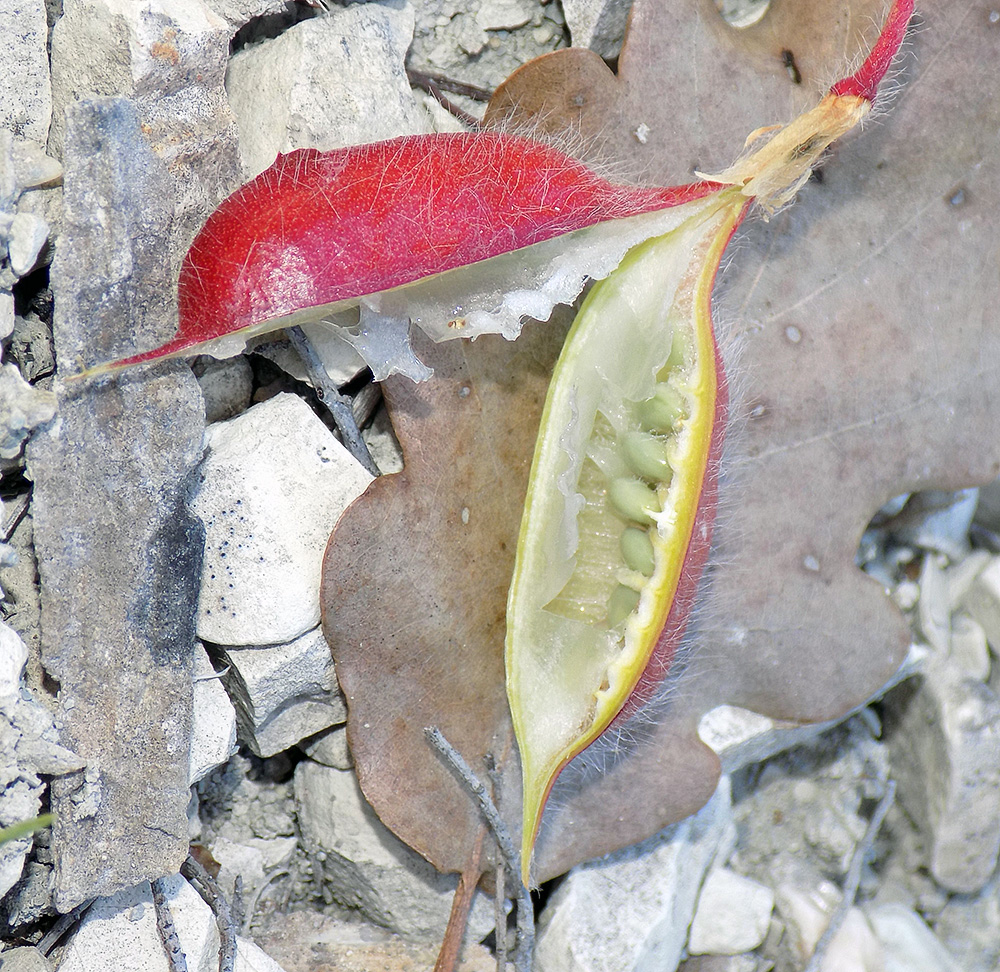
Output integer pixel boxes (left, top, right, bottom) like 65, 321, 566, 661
286, 326, 380, 477
435, 828, 485, 972
152, 877, 189, 972
2, 489, 32, 543
803, 780, 897, 972
38, 898, 94, 956
181, 855, 237, 972
406, 67, 493, 102
424, 727, 534, 972
494, 860, 508, 972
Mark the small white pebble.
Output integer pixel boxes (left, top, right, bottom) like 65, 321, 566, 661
802, 554, 820, 572
634, 123, 651, 144
990, 10, 999, 23
784, 324, 802, 344
461, 506, 470, 525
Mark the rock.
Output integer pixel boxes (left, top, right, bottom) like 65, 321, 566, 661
561, 0, 632, 58
960, 554, 1000, 655
774, 882, 884, 971
687, 867, 773, 955
677, 957, 763, 972
58, 874, 288, 972
193, 393, 373, 647
933, 870, 1000, 972
950, 611, 990, 681
49, 0, 241, 260
0, 363, 56, 459
26, 98, 205, 912
889, 489, 978, 562
189, 643, 238, 785
226, 1, 428, 179
534, 778, 733, 972
476, 0, 534, 30
222, 626, 346, 757
203, 0, 287, 31
0, 946, 53, 972
0, 622, 82, 903
887, 654, 1000, 893
363, 405, 404, 476
294, 760, 491, 942
209, 834, 296, 900
8, 313, 56, 384
191, 355, 253, 424
0, 0, 51, 145
866, 902, 964, 972
7, 211, 49, 277
303, 725, 353, 770
252, 326, 368, 391
917, 552, 950, 654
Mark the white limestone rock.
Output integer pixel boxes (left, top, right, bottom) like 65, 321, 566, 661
888, 653, 1000, 893
203, 0, 287, 31
225, 626, 346, 757
294, 760, 492, 943
189, 643, 237, 784
226, 1, 428, 179
0, 363, 56, 459
191, 355, 253, 424
534, 779, 733, 972
7, 212, 49, 277
0, 0, 51, 145
58, 875, 289, 972
209, 834, 296, 899
687, 867, 773, 956
193, 393, 373, 646
866, 903, 965, 972
960, 554, 1000, 655
303, 724, 353, 770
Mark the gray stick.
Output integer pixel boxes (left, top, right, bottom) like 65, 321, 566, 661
804, 780, 897, 972
287, 326, 380, 477
151, 877, 189, 972
424, 727, 534, 972
181, 856, 237, 972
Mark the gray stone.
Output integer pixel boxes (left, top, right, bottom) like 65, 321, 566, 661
0, 946, 53, 972
193, 393, 373, 647
534, 779, 733, 972
49, 0, 241, 263
26, 98, 206, 912
57, 875, 288, 972
960, 554, 1000, 655
209, 834, 296, 899
6, 212, 49, 277
0, 363, 56, 459
888, 654, 1000, 893
303, 725, 353, 770
0, 0, 51, 145
561, 0, 632, 58
203, 0, 287, 31
950, 612, 990, 682
687, 867, 773, 956
866, 903, 964, 972
223, 627, 345, 757
189, 643, 237, 785
933, 871, 1000, 972
294, 760, 491, 942
226, 0, 428, 179
890, 489, 978, 562
191, 355, 253, 424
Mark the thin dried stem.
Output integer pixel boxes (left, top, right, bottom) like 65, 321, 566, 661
425, 727, 534, 972
151, 877, 189, 972
181, 855, 237, 972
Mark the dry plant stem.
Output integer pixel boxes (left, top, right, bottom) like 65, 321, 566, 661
287, 326, 380, 476
406, 67, 493, 102
38, 898, 94, 956
151, 877, 189, 972
181, 855, 237, 972
803, 780, 897, 972
494, 855, 507, 972
2, 489, 31, 543
425, 727, 534, 972
435, 827, 486, 972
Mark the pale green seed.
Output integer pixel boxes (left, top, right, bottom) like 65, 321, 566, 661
607, 584, 641, 628
637, 383, 686, 434
664, 327, 693, 372
608, 477, 659, 525
623, 431, 672, 482
620, 526, 655, 576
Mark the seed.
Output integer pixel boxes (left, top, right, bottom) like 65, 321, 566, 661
637, 383, 686, 434
606, 584, 641, 628
665, 327, 693, 372
620, 527, 655, 576
608, 477, 659, 525
623, 431, 672, 482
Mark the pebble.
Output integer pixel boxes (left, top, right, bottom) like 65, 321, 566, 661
866, 902, 965, 972
561, 0, 631, 57
6, 212, 49, 277
191, 355, 254, 424
0, 947, 52, 972
294, 760, 492, 942
302, 724, 353, 770
57, 875, 288, 972
687, 867, 774, 955
535, 779, 733, 972
225, 626, 346, 757
226, 1, 428, 179
209, 834, 297, 899
0, 362, 56, 460
959, 554, 1000, 653
189, 643, 238, 785
193, 392, 374, 647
